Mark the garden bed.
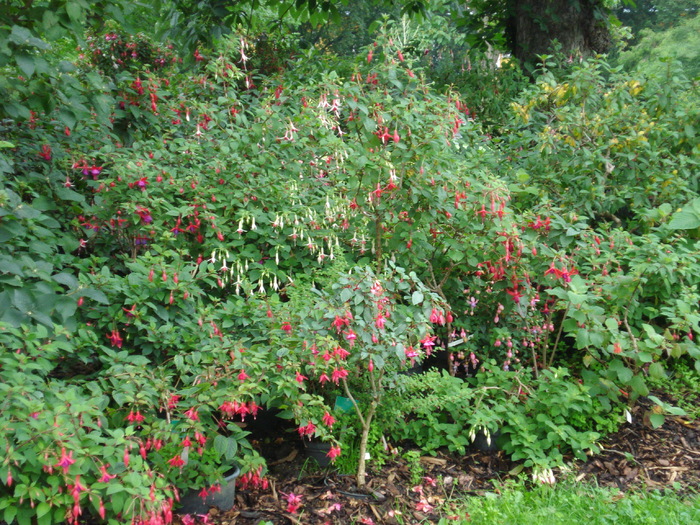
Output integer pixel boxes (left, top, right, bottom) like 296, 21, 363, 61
174, 395, 699, 524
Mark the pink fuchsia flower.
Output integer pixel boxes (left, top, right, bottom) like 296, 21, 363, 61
331, 367, 348, 384
98, 465, 116, 483
420, 335, 437, 352
319, 373, 330, 384
135, 207, 152, 224
168, 395, 180, 409
281, 321, 292, 333
344, 330, 357, 346
168, 454, 186, 468
126, 410, 145, 424
327, 446, 341, 461
107, 329, 123, 348
184, 408, 199, 421
322, 412, 335, 428
405, 346, 419, 359
375, 314, 386, 330
238, 370, 250, 381
333, 346, 350, 359
55, 448, 75, 473
298, 421, 316, 438
295, 371, 307, 384
415, 499, 435, 513
38, 144, 52, 160
429, 308, 446, 325
283, 492, 303, 514
331, 314, 349, 332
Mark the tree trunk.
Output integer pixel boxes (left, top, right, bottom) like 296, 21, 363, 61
511, 0, 612, 68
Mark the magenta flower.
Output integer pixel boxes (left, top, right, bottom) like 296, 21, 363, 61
327, 446, 341, 461
283, 492, 303, 514
98, 465, 116, 483
322, 411, 335, 428
126, 410, 145, 424
55, 447, 75, 473
331, 367, 349, 384
333, 346, 350, 359
297, 422, 316, 438
107, 329, 123, 348
168, 454, 186, 468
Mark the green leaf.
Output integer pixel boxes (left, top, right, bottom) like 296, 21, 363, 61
58, 108, 77, 130
66, 2, 83, 23
668, 200, 700, 230
15, 53, 35, 78
649, 413, 665, 429
648, 362, 665, 380
9, 25, 32, 45
4, 506, 17, 524
80, 288, 109, 304
35, 502, 50, 519
411, 290, 424, 305
53, 272, 79, 289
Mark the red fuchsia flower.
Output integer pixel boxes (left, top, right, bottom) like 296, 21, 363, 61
506, 287, 523, 303
126, 410, 145, 424
415, 499, 435, 513
344, 330, 357, 346
6, 469, 12, 487
319, 373, 330, 384
331, 367, 349, 384
98, 465, 116, 483
322, 412, 335, 428
327, 446, 342, 461
281, 321, 292, 333
334, 346, 350, 359
168, 395, 180, 410
423, 476, 438, 487
420, 335, 437, 351
238, 370, 250, 381
107, 329, 123, 348
55, 447, 75, 473
429, 308, 446, 325
168, 454, 185, 468
184, 407, 199, 421
283, 492, 303, 514
135, 207, 153, 224
38, 144, 52, 160
297, 422, 316, 438
295, 371, 307, 384
123, 305, 137, 317
375, 314, 386, 330
613, 342, 623, 354
331, 314, 350, 332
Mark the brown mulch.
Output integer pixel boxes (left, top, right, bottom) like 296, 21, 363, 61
176, 396, 700, 524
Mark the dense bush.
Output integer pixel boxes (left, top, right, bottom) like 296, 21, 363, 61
0, 10, 699, 523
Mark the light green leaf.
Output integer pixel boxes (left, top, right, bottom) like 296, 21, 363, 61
411, 290, 424, 305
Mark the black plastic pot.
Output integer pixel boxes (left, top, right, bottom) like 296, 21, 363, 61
177, 465, 241, 515
304, 441, 332, 467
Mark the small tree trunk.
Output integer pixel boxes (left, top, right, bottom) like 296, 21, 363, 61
355, 401, 377, 487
